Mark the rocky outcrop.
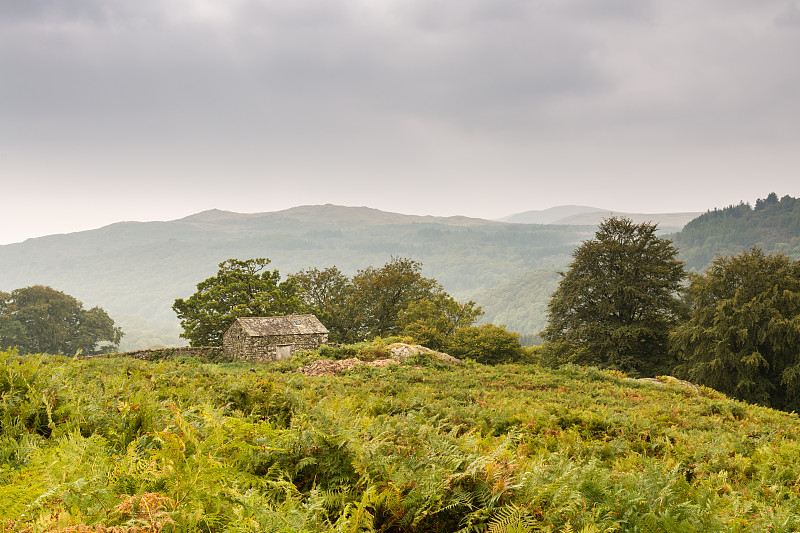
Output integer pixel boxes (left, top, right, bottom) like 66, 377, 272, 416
296, 343, 461, 376
386, 342, 461, 365
635, 375, 699, 391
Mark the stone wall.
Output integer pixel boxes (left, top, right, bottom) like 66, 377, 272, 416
89, 346, 227, 362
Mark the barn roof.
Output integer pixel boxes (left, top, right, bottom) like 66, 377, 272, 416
233, 314, 329, 337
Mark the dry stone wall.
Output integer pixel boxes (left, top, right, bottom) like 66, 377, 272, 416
88, 346, 227, 362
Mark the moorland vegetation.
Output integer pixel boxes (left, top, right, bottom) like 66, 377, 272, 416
4, 346, 800, 532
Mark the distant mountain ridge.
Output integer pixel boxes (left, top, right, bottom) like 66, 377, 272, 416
180, 204, 505, 229
501, 205, 702, 232
499, 205, 606, 224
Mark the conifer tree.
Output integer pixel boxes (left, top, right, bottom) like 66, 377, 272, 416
672, 247, 800, 410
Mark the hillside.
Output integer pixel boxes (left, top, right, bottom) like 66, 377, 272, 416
5, 197, 797, 350
4, 348, 800, 531
674, 193, 800, 270
473, 268, 562, 343
0, 205, 591, 349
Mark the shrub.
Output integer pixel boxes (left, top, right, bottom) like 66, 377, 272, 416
448, 324, 523, 364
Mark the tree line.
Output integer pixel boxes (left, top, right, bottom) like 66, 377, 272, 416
7, 196, 800, 411
173, 256, 524, 364
0, 257, 524, 364
540, 215, 800, 411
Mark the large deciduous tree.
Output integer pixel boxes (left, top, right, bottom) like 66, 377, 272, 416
294, 257, 475, 344
293, 266, 356, 342
540, 217, 686, 376
672, 248, 800, 411
350, 257, 441, 340
0, 286, 122, 355
173, 258, 305, 346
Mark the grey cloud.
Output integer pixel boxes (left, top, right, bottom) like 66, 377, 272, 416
0, 0, 798, 234
1, 0, 610, 141
776, 0, 800, 26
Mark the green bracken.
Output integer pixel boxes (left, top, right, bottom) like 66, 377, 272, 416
3, 346, 800, 532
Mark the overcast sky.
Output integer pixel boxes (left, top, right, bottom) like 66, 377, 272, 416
1, 0, 799, 244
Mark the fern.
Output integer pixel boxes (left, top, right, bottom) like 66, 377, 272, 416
487, 505, 538, 533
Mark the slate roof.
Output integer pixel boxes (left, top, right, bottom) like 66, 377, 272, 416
234, 315, 328, 337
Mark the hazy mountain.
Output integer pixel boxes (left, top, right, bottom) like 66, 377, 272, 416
500, 205, 702, 232
499, 205, 605, 224
557, 211, 703, 233
0, 204, 591, 349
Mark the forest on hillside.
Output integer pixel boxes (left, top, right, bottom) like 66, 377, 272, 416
674, 193, 800, 270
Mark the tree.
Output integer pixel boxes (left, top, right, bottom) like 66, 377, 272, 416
755, 192, 779, 211
292, 266, 356, 343
540, 217, 686, 376
399, 294, 483, 351
173, 258, 305, 346
448, 323, 523, 365
671, 248, 800, 410
350, 257, 441, 340
0, 291, 25, 351
0, 286, 122, 355
293, 257, 470, 344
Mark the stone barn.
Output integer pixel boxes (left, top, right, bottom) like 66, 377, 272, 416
223, 314, 329, 363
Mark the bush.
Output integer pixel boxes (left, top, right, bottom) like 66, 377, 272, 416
537, 340, 591, 369
448, 324, 523, 365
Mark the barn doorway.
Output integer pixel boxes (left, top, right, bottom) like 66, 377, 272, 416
276, 344, 293, 360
